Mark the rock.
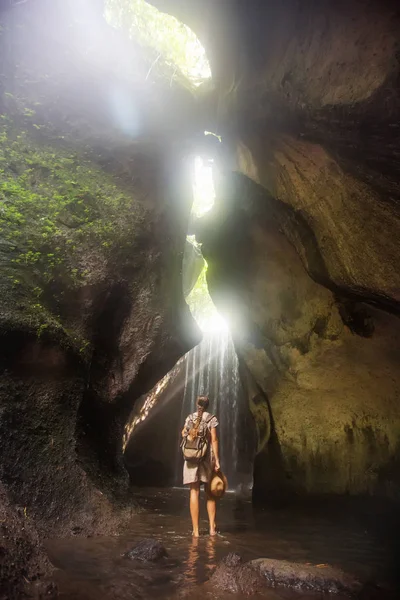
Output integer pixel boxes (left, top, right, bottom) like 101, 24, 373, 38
210, 555, 389, 597
124, 539, 168, 562
182, 239, 205, 298
2, 0, 400, 592
0, 0, 199, 593
0, 483, 55, 600
198, 171, 400, 500
159, 0, 400, 502
209, 553, 266, 595
124, 359, 187, 488
251, 558, 362, 595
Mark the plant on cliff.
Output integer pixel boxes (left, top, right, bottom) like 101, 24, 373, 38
0, 114, 146, 341
104, 0, 210, 86
0, 117, 143, 279
186, 260, 227, 333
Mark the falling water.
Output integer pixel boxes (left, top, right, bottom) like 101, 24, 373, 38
176, 151, 255, 491
125, 152, 256, 491
177, 331, 252, 490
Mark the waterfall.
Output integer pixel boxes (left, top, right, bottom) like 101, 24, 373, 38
177, 331, 250, 490
125, 152, 256, 492
174, 152, 255, 492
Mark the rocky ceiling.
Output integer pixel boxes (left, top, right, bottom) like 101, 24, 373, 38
151, 0, 400, 499
0, 0, 399, 595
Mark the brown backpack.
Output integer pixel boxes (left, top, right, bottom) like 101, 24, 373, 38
181, 413, 213, 464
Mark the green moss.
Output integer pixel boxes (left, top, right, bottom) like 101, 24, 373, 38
0, 113, 146, 352
104, 0, 210, 87
0, 117, 144, 279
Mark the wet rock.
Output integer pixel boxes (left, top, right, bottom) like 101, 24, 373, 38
0, 0, 198, 592
125, 361, 187, 488
124, 539, 168, 562
221, 553, 242, 568
209, 553, 265, 595
211, 554, 365, 596
174, 0, 400, 501
251, 558, 362, 595
0, 483, 54, 599
199, 170, 400, 500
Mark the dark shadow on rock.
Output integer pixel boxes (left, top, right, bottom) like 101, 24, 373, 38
124, 539, 168, 562
236, 360, 288, 506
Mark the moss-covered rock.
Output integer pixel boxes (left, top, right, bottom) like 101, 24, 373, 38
198, 173, 400, 501
0, 112, 149, 350
0, 0, 201, 591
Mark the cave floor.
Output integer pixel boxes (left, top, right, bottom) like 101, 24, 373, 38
46, 488, 399, 599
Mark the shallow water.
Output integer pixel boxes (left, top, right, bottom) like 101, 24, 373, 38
47, 488, 399, 599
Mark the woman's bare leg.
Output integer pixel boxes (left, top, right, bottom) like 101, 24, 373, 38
206, 490, 217, 535
189, 482, 200, 537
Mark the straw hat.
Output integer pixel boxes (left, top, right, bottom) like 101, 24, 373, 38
208, 471, 228, 499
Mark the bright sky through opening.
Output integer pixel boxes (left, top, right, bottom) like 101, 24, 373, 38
186, 156, 228, 333
104, 0, 211, 85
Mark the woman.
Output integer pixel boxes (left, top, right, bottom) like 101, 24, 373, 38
181, 395, 220, 537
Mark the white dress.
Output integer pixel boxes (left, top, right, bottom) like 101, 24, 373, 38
182, 411, 219, 485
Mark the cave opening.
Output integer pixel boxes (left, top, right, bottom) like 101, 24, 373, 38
104, 0, 211, 87
1, 0, 400, 595
124, 149, 256, 493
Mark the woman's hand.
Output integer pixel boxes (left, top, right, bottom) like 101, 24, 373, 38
214, 460, 221, 472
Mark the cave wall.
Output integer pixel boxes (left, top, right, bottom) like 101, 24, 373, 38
197, 174, 400, 500
1, 0, 400, 592
124, 360, 186, 488
179, 0, 400, 500
0, 0, 201, 592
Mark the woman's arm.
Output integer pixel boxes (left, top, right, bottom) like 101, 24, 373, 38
182, 417, 190, 438
211, 427, 221, 471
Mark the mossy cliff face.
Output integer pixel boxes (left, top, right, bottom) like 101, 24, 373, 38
169, 0, 400, 499
1, 0, 400, 592
198, 176, 400, 500
0, 0, 200, 591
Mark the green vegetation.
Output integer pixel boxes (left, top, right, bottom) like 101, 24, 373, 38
186, 259, 209, 322
0, 116, 143, 285
186, 257, 227, 333
0, 113, 146, 347
185, 151, 226, 332
104, 0, 210, 87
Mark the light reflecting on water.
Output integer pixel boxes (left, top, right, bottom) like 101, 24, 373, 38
47, 488, 399, 600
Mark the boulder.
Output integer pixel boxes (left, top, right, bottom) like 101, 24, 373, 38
124, 539, 168, 562
251, 558, 362, 595
209, 553, 265, 595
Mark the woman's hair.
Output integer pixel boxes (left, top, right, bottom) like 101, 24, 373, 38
197, 396, 209, 411
192, 396, 209, 434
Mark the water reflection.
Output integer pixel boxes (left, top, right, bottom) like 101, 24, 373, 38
204, 536, 217, 580
185, 537, 199, 587
48, 488, 399, 600
182, 535, 217, 591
